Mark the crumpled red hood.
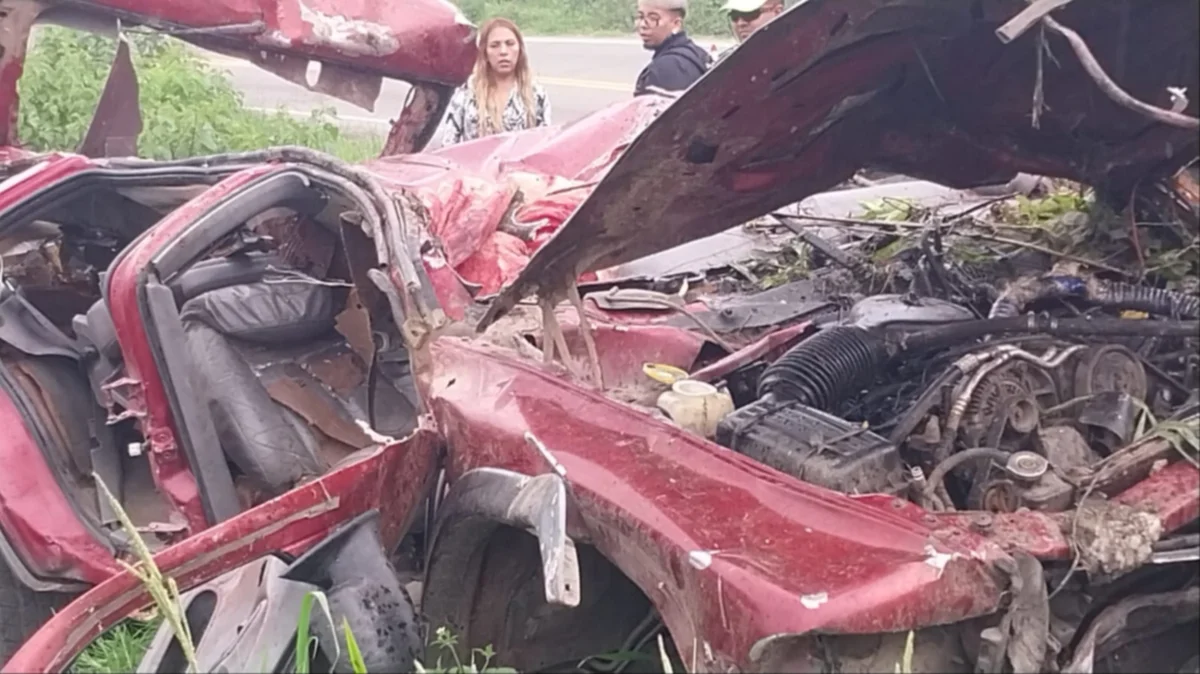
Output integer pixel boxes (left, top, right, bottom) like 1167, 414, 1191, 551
365, 95, 671, 294
480, 0, 1200, 330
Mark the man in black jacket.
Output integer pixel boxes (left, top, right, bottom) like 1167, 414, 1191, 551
633, 0, 712, 96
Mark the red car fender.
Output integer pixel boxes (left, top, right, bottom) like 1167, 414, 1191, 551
420, 336, 1200, 670
423, 338, 1010, 670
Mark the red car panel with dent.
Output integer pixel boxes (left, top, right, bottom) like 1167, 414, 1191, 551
79, 0, 474, 85
0, 0, 474, 148
0, 391, 115, 585
0, 154, 119, 587
0, 0, 477, 592
425, 337, 1009, 662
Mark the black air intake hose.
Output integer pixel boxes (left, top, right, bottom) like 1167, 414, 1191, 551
757, 326, 886, 410
1090, 280, 1200, 319
989, 275, 1200, 319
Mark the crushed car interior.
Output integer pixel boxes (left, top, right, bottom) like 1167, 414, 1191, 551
0, 167, 226, 546
0, 162, 422, 537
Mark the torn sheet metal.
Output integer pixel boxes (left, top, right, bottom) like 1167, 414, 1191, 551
43, 0, 475, 114
481, 0, 1198, 330
78, 37, 142, 158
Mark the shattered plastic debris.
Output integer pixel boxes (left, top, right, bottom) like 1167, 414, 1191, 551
1072, 500, 1165, 577
799, 591, 829, 609
688, 550, 714, 570
923, 544, 959, 578
355, 420, 396, 445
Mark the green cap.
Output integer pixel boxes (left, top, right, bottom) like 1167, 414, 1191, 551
721, 0, 769, 11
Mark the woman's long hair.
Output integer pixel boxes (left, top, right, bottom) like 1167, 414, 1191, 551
471, 18, 536, 136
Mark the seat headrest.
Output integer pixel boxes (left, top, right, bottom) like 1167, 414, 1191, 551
180, 280, 335, 345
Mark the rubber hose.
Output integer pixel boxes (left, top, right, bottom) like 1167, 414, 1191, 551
897, 315, 1200, 355
990, 275, 1200, 320
988, 275, 1085, 319
923, 447, 1012, 500
1090, 280, 1200, 319
887, 366, 964, 444
988, 296, 1022, 318
757, 326, 886, 411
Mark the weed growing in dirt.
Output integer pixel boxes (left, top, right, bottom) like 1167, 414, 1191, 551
70, 619, 159, 674
895, 631, 915, 674
19, 27, 382, 162
416, 627, 517, 674
73, 476, 197, 673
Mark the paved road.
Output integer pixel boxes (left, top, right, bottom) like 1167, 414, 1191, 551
210, 37, 731, 143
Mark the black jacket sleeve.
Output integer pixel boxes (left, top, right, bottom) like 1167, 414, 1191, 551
635, 53, 702, 96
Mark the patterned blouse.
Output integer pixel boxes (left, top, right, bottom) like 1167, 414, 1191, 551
442, 79, 552, 145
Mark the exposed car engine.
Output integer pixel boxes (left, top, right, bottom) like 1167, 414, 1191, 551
715, 399, 905, 494
705, 282, 1199, 517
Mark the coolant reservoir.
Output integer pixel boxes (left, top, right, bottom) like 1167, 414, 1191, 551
656, 380, 735, 439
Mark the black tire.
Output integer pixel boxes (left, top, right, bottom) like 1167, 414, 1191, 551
0, 558, 76, 666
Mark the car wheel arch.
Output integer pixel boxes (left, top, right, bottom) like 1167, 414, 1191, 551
421, 468, 681, 672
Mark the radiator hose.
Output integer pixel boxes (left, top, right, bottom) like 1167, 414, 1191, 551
1089, 279, 1200, 318
989, 275, 1199, 319
756, 326, 886, 411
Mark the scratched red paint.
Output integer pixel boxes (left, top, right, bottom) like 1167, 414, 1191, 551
0, 392, 117, 584
0, 1, 474, 150
423, 338, 1009, 667
78, 0, 474, 85
4, 136, 1198, 674
361, 95, 669, 296
0, 154, 122, 586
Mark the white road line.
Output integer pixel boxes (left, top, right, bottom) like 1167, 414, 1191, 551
524, 35, 733, 47
539, 76, 629, 92
247, 107, 392, 128
211, 56, 628, 92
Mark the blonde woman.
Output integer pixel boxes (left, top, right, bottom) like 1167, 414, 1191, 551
442, 18, 552, 145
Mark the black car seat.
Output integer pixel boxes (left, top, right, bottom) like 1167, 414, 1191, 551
75, 251, 418, 500
175, 258, 418, 496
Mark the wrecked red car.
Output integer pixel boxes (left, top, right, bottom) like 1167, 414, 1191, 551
0, 0, 473, 662
6, 0, 1200, 672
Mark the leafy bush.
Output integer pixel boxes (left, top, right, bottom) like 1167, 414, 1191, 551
458, 0, 732, 36
18, 27, 381, 161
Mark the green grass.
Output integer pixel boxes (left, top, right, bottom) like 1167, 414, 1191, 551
19, 27, 384, 163
71, 619, 159, 674
457, 0, 734, 37
73, 615, 519, 674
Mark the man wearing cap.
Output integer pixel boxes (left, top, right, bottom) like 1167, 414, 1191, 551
714, 0, 785, 63
633, 0, 712, 96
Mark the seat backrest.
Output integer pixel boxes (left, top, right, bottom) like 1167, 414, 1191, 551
168, 252, 283, 306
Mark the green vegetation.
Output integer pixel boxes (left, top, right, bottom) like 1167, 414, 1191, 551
417, 627, 517, 674
71, 619, 159, 674
457, 0, 733, 37
19, 28, 382, 162
75, 614, 520, 673
75, 475, 515, 673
